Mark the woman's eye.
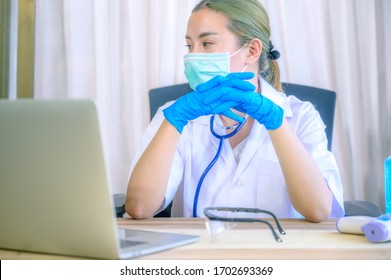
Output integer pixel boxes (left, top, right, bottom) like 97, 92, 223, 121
185, 44, 193, 51
202, 42, 212, 48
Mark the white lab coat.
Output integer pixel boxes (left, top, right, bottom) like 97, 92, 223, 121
129, 77, 345, 218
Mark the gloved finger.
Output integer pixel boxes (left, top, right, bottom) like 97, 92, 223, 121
210, 101, 246, 123
218, 90, 260, 104
203, 86, 252, 104
211, 100, 242, 113
196, 75, 254, 93
226, 72, 255, 80
195, 75, 228, 92
220, 109, 245, 123
215, 76, 255, 92
196, 72, 254, 93
232, 105, 246, 114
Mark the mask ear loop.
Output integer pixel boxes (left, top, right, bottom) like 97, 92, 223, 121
230, 44, 249, 73
240, 64, 249, 72
229, 43, 248, 57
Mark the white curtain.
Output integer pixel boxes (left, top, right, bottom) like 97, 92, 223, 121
34, 0, 391, 212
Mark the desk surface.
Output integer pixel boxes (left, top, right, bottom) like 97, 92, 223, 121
1, 218, 391, 260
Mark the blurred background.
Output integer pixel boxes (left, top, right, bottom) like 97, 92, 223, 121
1, 0, 390, 212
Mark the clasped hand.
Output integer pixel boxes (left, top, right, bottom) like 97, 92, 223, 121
163, 72, 283, 133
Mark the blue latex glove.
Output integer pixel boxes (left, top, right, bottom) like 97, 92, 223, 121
163, 73, 254, 133
202, 73, 284, 130
195, 72, 256, 93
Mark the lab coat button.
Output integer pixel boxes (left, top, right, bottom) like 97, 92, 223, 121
233, 180, 243, 187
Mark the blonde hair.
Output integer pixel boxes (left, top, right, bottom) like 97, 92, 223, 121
193, 0, 282, 92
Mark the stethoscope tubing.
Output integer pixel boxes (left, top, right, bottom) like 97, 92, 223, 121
192, 115, 246, 217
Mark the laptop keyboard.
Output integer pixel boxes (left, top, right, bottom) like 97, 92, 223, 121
119, 239, 146, 249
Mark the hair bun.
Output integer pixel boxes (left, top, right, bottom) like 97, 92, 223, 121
268, 41, 280, 60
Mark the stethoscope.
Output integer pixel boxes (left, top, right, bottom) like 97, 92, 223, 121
192, 114, 247, 217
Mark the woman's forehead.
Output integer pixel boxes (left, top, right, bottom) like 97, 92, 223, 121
186, 8, 230, 40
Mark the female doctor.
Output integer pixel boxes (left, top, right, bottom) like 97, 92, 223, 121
126, 0, 344, 222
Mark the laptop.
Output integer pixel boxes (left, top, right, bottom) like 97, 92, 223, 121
0, 99, 199, 259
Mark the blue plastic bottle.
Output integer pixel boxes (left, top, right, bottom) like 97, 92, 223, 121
385, 156, 391, 214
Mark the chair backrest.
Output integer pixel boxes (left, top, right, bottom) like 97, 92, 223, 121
149, 83, 192, 120
282, 83, 336, 151
149, 82, 336, 151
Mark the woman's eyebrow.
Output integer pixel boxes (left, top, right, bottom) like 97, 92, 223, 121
185, 32, 219, 40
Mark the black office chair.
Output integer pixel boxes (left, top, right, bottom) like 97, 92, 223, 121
117, 82, 382, 218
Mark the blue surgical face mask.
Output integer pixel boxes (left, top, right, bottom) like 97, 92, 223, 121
184, 45, 248, 90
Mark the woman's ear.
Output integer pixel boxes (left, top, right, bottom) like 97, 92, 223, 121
246, 38, 262, 65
